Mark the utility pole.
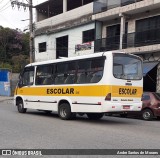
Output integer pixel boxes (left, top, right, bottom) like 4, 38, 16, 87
29, 0, 34, 63
10, 0, 34, 63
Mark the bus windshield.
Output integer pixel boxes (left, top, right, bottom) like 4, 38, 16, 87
113, 53, 142, 80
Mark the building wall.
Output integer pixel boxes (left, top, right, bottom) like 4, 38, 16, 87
36, 3, 93, 30
102, 9, 160, 37
35, 23, 95, 62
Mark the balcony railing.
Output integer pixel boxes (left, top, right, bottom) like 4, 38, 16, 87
94, 35, 120, 52
123, 28, 160, 48
94, 28, 160, 52
93, 0, 142, 14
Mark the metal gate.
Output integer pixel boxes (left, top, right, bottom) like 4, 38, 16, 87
0, 69, 11, 96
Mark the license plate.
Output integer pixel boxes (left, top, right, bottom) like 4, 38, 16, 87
123, 105, 130, 109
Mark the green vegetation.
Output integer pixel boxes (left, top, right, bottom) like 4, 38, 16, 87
0, 26, 29, 72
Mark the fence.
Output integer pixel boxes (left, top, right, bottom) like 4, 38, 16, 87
0, 69, 11, 96
0, 69, 19, 96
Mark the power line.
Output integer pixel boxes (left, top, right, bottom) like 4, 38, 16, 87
0, 0, 4, 4
0, 4, 11, 12
0, 1, 10, 11
0, 13, 17, 28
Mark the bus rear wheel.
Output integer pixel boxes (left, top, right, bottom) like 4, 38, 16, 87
87, 113, 104, 120
17, 100, 27, 113
58, 103, 73, 120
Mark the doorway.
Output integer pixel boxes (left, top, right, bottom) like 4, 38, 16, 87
56, 35, 68, 59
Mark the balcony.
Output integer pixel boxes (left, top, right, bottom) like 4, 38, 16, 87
93, 0, 160, 22
93, 0, 143, 14
35, 3, 93, 30
123, 28, 160, 48
94, 28, 160, 52
94, 35, 120, 52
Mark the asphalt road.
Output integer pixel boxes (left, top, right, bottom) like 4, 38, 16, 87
0, 100, 160, 157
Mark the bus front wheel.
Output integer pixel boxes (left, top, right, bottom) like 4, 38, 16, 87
58, 103, 73, 120
87, 113, 104, 120
17, 100, 27, 113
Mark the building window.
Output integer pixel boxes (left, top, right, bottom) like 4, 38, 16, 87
39, 42, 47, 53
106, 23, 128, 50
82, 29, 95, 43
136, 15, 160, 31
56, 36, 68, 59
135, 15, 160, 46
67, 0, 93, 11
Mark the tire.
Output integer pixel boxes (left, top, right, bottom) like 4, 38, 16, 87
87, 113, 104, 120
17, 100, 27, 113
142, 109, 153, 121
58, 103, 73, 120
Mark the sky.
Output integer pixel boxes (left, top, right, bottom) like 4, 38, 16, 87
0, 0, 46, 31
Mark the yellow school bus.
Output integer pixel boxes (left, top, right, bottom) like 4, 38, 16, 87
14, 51, 143, 120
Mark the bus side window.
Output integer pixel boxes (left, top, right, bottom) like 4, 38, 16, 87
36, 65, 53, 85
64, 62, 77, 84
77, 60, 90, 84
19, 67, 34, 87
55, 63, 68, 84
89, 58, 104, 83
55, 62, 76, 85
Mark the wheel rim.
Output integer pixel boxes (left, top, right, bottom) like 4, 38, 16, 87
60, 107, 67, 117
143, 111, 151, 119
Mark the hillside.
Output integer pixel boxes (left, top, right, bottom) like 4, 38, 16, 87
0, 26, 29, 73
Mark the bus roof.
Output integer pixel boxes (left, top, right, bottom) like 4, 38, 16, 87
25, 51, 138, 67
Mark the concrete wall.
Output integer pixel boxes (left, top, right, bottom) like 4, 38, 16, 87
35, 3, 93, 30
35, 23, 95, 62
10, 73, 19, 96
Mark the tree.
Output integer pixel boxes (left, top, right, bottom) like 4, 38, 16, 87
0, 26, 29, 72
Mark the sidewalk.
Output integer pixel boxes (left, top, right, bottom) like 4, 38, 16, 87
0, 96, 13, 102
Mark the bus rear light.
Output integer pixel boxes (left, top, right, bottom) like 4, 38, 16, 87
98, 102, 101, 105
105, 93, 111, 101
112, 106, 115, 108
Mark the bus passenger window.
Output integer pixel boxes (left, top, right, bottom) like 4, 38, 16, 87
36, 65, 53, 85
55, 62, 76, 85
77, 60, 90, 84
77, 73, 86, 83
89, 58, 104, 83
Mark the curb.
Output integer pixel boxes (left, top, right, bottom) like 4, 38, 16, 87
0, 97, 13, 102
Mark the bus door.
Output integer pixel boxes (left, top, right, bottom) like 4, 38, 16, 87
16, 66, 35, 108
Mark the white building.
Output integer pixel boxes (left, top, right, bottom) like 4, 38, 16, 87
34, 0, 160, 92
34, 0, 95, 61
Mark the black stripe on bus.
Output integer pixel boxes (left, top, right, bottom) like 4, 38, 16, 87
25, 100, 57, 104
